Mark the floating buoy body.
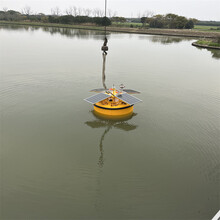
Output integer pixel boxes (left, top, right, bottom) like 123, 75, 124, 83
84, 87, 141, 118
94, 100, 133, 117
94, 88, 133, 116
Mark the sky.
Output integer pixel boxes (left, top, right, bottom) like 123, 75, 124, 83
0, 0, 219, 21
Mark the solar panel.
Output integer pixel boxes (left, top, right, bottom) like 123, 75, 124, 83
116, 93, 142, 105
84, 93, 111, 104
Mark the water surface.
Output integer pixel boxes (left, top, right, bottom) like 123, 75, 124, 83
0, 25, 219, 220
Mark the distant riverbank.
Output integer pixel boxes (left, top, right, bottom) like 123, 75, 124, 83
1, 21, 220, 38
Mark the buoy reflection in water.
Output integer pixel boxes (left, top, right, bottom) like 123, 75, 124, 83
85, 111, 138, 167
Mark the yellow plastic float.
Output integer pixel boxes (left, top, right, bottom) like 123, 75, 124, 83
84, 86, 141, 117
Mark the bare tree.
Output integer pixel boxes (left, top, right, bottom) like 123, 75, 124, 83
142, 10, 154, 18
65, 6, 83, 16
93, 8, 104, 17
141, 10, 154, 26
22, 6, 32, 16
92, 8, 98, 17
72, 6, 78, 16
108, 9, 117, 18
51, 6, 61, 16
77, 7, 82, 16
92, 9, 97, 17
65, 6, 73, 15
137, 12, 141, 19
108, 9, 112, 18
84, 8, 92, 17
3, 7, 8, 12
99, 9, 104, 17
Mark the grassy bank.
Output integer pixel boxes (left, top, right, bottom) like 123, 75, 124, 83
112, 22, 143, 28
192, 39, 220, 50
196, 40, 220, 47
113, 23, 220, 32
1, 21, 220, 39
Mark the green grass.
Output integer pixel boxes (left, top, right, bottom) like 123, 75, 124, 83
112, 22, 143, 28
194, 25, 220, 32
196, 40, 220, 47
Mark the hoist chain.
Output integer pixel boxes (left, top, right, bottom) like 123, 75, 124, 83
102, 52, 107, 90
101, 37, 108, 55
101, 0, 108, 90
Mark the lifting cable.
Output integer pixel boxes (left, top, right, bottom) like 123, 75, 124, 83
101, 0, 108, 90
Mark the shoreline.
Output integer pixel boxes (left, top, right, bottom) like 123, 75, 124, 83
192, 42, 220, 50
1, 21, 220, 39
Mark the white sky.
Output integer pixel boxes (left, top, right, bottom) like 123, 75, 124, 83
0, 0, 219, 20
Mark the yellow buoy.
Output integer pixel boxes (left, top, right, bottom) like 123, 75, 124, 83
85, 87, 141, 118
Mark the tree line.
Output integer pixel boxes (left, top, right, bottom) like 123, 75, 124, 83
0, 8, 112, 26
141, 13, 198, 29
0, 7, 200, 29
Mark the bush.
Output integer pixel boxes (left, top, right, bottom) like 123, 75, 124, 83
93, 16, 111, 26
149, 19, 164, 28
111, 17, 126, 23
185, 20, 194, 29
41, 16, 48, 23
48, 16, 58, 23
